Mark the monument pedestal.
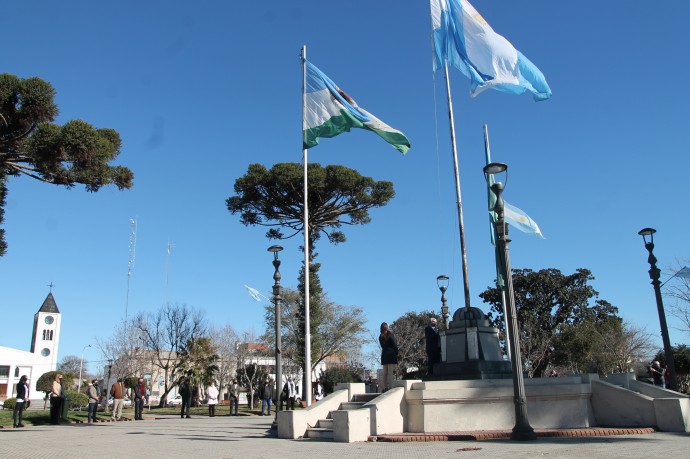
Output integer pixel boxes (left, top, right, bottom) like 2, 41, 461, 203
430, 306, 512, 380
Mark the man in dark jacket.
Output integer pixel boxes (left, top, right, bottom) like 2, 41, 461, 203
134, 377, 146, 421
179, 377, 192, 418
259, 377, 273, 416
425, 317, 441, 375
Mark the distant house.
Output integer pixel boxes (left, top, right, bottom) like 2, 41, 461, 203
0, 292, 62, 403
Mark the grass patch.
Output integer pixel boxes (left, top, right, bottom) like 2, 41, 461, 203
1, 404, 291, 427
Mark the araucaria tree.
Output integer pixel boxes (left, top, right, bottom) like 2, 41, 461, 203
227, 162, 394, 373
0, 73, 133, 256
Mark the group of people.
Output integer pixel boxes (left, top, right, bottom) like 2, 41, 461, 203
379, 317, 441, 392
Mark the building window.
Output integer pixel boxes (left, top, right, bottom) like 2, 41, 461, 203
0, 366, 9, 377
42, 330, 46, 340
42, 329, 54, 341
50, 330, 54, 340
14, 367, 19, 377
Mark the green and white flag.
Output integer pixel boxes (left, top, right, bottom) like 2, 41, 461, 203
303, 61, 410, 154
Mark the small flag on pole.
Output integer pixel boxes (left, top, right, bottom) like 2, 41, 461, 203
303, 61, 411, 153
244, 285, 266, 302
504, 202, 544, 238
674, 266, 690, 280
430, 0, 551, 101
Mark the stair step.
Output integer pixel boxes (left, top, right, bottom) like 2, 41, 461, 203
316, 418, 334, 429
352, 393, 381, 403
339, 401, 367, 410
306, 427, 334, 439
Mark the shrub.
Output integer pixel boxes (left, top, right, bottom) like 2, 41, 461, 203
65, 390, 88, 409
319, 367, 362, 395
3, 398, 16, 410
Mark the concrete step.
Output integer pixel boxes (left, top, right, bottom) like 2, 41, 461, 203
306, 427, 334, 440
316, 418, 334, 429
339, 401, 367, 410
352, 393, 381, 403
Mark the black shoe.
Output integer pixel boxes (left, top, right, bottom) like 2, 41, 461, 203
186, 416, 191, 419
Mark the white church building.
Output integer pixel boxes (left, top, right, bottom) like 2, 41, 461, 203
0, 292, 62, 402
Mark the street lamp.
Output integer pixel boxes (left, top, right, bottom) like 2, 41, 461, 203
638, 228, 678, 391
484, 162, 536, 441
77, 344, 91, 393
268, 245, 284, 419
437, 275, 450, 327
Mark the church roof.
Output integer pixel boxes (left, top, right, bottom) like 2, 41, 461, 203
38, 292, 60, 314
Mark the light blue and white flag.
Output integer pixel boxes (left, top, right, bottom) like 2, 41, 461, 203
504, 202, 544, 238
673, 266, 690, 280
244, 285, 269, 302
430, 0, 551, 101
303, 61, 410, 153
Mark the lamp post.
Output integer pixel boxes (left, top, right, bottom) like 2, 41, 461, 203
638, 228, 678, 391
77, 344, 91, 393
268, 245, 284, 419
437, 275, 450, 328
106, 359, 113, 413
484, 162, 536, 441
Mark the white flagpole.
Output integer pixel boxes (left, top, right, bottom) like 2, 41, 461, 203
443, 63, 472, 311
301, 45, 312, 406
484, 124, 510, 358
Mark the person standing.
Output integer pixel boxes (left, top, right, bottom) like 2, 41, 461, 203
179, 377, 192, 419
282, 377, 297, 411
13, 375, 29, 428
206, 381, 219, 417
134, 377, 146, 420
110, 378, 125, 421
260, 377, 272, 416
425, 317, 441, 376
649, 361, 665, 388
87, 379, 100, 423
229, 379, 239, 416
314, 379, 324, 401
379, 322, 398, 392
50, 373, 64, 425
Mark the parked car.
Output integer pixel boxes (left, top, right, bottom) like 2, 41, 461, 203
167, 395, 183, 406
108, 396, 132, 407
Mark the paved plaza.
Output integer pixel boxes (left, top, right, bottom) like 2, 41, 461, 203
2, 414, 690, 459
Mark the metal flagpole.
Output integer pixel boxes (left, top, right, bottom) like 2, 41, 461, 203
443, 63, 472, 311
483, 125, 510, 358
301, 45, 312, 407
125, 217, 137, 322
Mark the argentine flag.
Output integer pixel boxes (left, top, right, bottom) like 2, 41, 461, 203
430, 0, 551, 101
504, 202, 544, 238
303, 61, 410, 154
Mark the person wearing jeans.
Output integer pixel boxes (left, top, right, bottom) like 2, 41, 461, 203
13, 375, 29, 428
260, 377, 272, 416
87, 379, 100, 423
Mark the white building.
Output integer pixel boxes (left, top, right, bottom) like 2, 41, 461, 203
0, 292, 62, 403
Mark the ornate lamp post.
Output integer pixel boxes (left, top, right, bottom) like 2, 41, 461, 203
484, 162, 536, 441
268, 245, 284, 419
437, 275, 450, 327
638, 228, 678, 391
77, 344, 91, 393
106, 359, 113, 412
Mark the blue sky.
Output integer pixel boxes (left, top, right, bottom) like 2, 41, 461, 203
2, 1, 689, 374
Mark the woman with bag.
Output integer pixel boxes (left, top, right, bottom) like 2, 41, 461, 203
13, 375, 29, 428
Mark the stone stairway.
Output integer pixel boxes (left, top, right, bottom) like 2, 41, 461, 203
305, 393, 381, 440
